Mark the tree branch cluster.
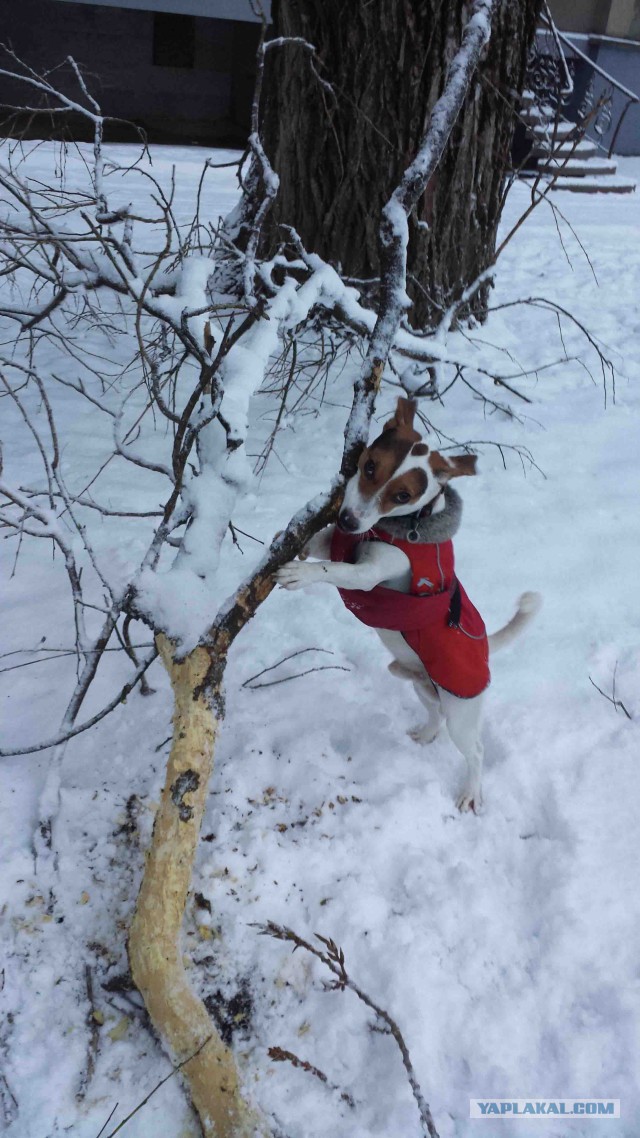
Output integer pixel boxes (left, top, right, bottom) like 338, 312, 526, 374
0, 8, 612, 764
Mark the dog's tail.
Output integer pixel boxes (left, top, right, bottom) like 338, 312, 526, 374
488, 591, 542, 654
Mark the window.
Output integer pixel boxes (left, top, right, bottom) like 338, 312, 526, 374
152, 13, 195, 69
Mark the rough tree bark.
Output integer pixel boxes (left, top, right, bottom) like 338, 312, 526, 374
262, 0, 541, 326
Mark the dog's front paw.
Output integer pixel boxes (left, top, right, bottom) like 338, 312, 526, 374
456, 787, 483, 814
275, 560, 321, 590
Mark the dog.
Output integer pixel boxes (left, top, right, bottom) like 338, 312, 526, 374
276, 397, 541, 813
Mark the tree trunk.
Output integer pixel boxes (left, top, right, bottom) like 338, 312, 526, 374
128, 635, 263, 1138
262, 0, 541, 326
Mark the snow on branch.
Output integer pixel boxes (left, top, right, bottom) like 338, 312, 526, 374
364, 0, 496, 418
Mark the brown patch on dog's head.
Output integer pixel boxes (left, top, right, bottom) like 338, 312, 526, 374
429, 451, 478, 481
379, 466, 429, 516
357, 398, 423, 499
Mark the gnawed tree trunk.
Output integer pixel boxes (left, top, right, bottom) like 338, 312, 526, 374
262, 0, 541, 326
126, 504, 340, 1137
126, 441, 364, 1138
128, 635, 262, 1138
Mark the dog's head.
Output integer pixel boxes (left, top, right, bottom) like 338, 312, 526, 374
338, 397, 477, 534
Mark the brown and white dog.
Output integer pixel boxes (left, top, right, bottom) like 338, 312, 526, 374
276, 398, 541, 812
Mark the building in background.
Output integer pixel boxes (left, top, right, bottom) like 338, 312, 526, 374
547, 0, 639, 154
0, 0, 269, 145
0, 0, 637, 155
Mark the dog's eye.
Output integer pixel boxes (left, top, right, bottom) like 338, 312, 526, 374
394, 490, 411, 503
363, 460, 375, 479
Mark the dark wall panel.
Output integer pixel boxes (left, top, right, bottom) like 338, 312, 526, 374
0, 0, 259, 144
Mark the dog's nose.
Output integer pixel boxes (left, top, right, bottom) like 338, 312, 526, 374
337, 509, 360, 533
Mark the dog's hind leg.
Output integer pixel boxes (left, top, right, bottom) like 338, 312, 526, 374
379, 631, 444, 745
408, 679, 444, 745
438, 688, 485, 813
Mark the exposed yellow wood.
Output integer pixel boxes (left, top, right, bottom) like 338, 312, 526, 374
129, 634, 264, 1137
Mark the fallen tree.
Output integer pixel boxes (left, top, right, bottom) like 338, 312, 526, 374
0, 4, 615, 1132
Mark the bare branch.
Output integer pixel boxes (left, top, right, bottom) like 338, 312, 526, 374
0, 648, 158, 758
258, 922, 440, 1138
241, 647, 336, 687
268, 1046, 354, 1108
589, 665, 633, 721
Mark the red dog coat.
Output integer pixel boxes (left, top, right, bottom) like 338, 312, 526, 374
330, 526, 490, 699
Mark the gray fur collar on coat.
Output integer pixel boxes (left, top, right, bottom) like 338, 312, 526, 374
376, 484, 462, 544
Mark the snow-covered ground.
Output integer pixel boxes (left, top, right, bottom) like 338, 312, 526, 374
1, 146, 639, 1138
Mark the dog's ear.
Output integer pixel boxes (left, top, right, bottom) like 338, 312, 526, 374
429, 451, 478, 480
385, 396, 417, 431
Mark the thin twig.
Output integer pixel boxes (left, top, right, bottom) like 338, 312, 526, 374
257, 922, 440, 1138
77, 964, 100, 1102
589, 665, 632, 720
96, 1035, 213, 1138
245, 665, 351, 690
0, 649, 158, 757
268, 1046, 355, 1108
0, 643, 153, 676
242, 647, 335, 687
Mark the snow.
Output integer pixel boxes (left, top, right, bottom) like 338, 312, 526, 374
151, 255, 215, 348
1, 143, 640, 1138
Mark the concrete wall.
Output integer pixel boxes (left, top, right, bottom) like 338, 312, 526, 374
548, 0, 640, 38
0, 0, 260, 144
605, 0, 640, 39
548, 0, 612, 35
